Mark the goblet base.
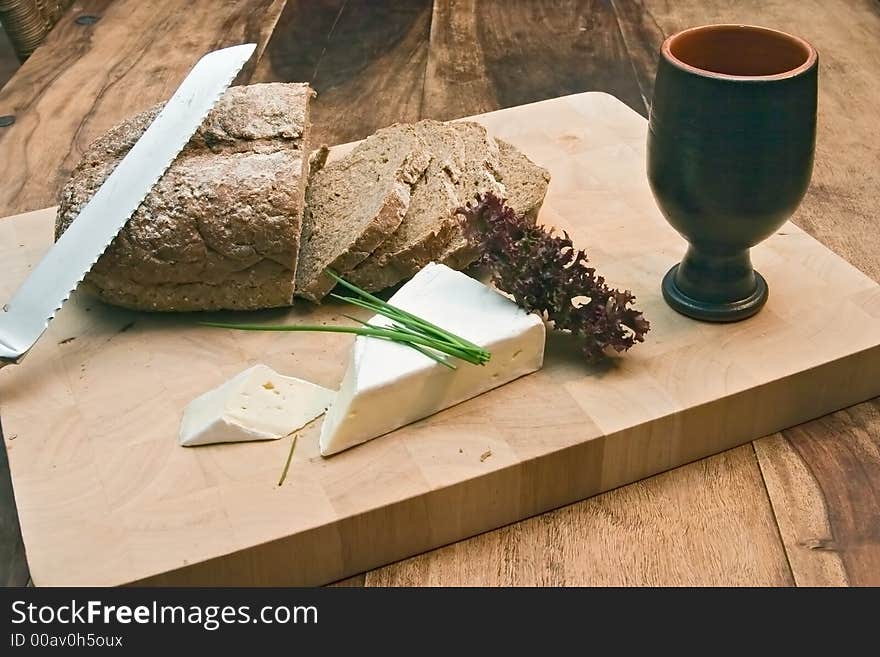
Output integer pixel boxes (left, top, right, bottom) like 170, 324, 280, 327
662, 264, 768, 322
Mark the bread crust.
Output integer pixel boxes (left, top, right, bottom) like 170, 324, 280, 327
55, 83, 314, 311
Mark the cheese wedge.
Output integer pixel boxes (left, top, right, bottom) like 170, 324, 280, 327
180, 364, 335, 446
319, 263, 545, 455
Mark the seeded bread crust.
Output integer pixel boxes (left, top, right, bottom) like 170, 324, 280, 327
294, 124, 432, 301
55, 82, 313, 312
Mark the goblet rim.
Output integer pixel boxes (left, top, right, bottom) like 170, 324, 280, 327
662, 24, 818, 82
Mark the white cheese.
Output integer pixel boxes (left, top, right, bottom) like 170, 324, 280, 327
179, 364, 335, 447
319, 263, 545, 456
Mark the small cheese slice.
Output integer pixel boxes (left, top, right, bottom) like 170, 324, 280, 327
179, 364, 335, 447
319, 263, 545, 456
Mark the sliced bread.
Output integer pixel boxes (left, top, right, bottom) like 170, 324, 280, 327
437, 136, 552, 270
344, 120, 504, 293
294, 124, 432, 301
493, 137, 552, 222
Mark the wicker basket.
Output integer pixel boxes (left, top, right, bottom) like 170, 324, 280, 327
0, 0, 73, 61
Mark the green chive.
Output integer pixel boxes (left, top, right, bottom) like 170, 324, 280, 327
201, 271, 492, 367
278, 433, 298, 486
325, 271, 488, 358
341, 314, 456, 369
330, 295, 471, 353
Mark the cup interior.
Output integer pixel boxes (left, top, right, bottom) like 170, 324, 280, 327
666, 25, 814, 78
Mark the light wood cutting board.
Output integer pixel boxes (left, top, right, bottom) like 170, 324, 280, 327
2, 92, 879, 586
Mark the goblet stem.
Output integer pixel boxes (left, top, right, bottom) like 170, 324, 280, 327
677, 246, 755, 301
662, 245, 768, 322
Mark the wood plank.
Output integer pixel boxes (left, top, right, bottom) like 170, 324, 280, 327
0, 24, 19, 91
367, 446, 794, 585
780, 402, 880, 586
753, 435, 849, 586
0, 22, 25, 586
612, 0, 880, 588
0, 0, 289, 218
251, 0, 431, 145
422, 0, 646, 121
328, 574, 367, 587
0, 429, 27, 586
4, 93, 879, 586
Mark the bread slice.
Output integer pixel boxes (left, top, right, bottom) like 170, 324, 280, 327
437, 136, 552, 270
55, 83, 314, 311
493, 137, 552, 222
294, 124, 432, 301
344, 120, 504, 292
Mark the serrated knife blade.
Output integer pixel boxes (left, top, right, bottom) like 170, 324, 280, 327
0, 43, 256, 369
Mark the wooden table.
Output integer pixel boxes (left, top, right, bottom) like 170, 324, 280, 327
0, 0, 877, 587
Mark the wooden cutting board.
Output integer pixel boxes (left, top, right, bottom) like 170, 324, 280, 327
2, 92, 879, 586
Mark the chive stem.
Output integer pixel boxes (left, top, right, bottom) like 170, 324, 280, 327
202, 321, 485, 365
325, 271, 488, 358
330, 295, 475, 354
278, 433, 298, 486
329, 296, 490, 364
202, 271, 491, 368
340, 314, 456, 369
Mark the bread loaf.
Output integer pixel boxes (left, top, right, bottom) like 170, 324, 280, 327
58, 89, 550, 310
55, 82, 314, 311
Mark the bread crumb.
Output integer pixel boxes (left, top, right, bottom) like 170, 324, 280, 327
480, 450, 492, 462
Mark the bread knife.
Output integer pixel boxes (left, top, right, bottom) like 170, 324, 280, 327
0, 43, 256, 370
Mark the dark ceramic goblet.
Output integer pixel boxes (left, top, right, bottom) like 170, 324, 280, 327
648, 24, 818, 321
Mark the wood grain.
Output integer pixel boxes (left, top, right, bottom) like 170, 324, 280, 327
0, 432, 27, 586
607, 0, 663, 109
615, 0, 880, 281
770, 403, 880, 586
252, 0, 431, 145
367, 0, 790, 589
0, 25, 18, 90
4, 93, 879, 586
0, 0, 289, 588
753, 435, 849, 586
0, 0, 783, 590
0, 0, 288, 218
367, 446, 794, 586
422, 0, 646, 121
612, 0, 880, 589
0, 0, 877, 588
328, 574, 367, 587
